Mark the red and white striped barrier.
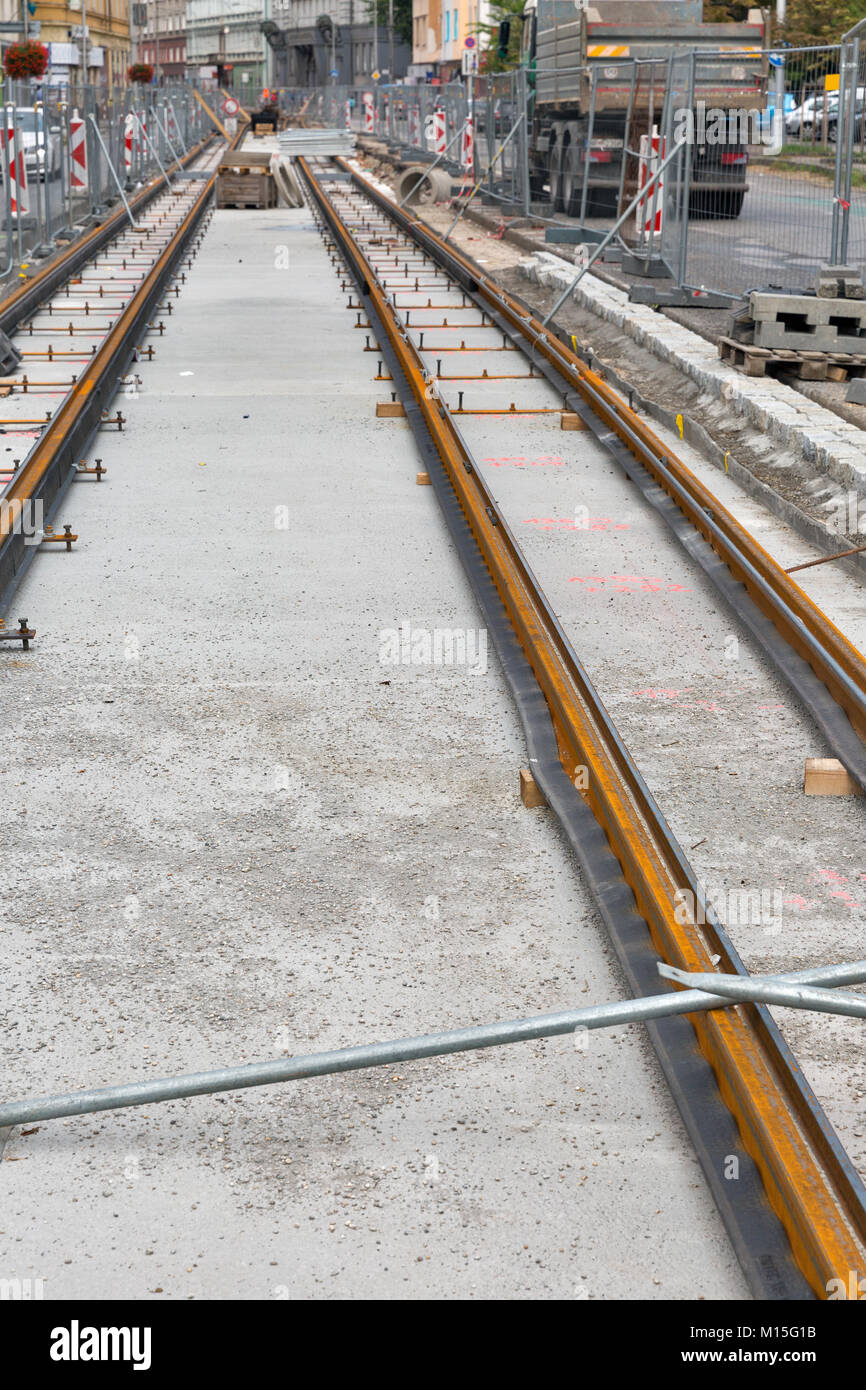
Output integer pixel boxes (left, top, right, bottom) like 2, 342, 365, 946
363, 91, 374, 134
69, 109, 87, 189
461, 115, 474, 172
345, 100, 351, 131
1, 114, 29, 217
636, 128, 664, 239
432, 109, 446, 155
408, 105, 421, 149
123, 112, 134, 176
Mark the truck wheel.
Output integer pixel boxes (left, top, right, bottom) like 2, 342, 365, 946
561, 139, 580, 216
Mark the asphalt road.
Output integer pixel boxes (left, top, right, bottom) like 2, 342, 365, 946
679, 165, 866, 298
516, 164, 866, 303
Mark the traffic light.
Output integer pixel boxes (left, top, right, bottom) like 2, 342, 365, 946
497, 19, 510, 60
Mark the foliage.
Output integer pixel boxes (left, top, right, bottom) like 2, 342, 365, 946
474, 0, 526, 73
366, 0, 413, 51
704, 0, 866, 46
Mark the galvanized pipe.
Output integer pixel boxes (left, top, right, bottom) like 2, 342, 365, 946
661, 965, 866, 1018
87, 115, 137, 228
1, 959, 864, 1129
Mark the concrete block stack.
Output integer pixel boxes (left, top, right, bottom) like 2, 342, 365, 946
719, 266, 866, 389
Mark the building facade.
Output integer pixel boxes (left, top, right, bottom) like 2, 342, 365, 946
1, 0, 132, 89
186, 0, 267, 92
266, 1, 409, 87
411, 0, 489, 81
139, 0, 187, 80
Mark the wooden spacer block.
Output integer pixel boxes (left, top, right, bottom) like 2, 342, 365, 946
416, 471, 431, 486
519, 767, 547, 808
804, 757, 863, 797
376, 400, 406, 418
561, 412, 587, 430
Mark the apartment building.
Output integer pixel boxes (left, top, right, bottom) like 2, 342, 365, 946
412, 0, 489, 80
139, 0, 187, 80
3, 0, 132, 88
267, 1, 409, 87
186, 0, 266, 90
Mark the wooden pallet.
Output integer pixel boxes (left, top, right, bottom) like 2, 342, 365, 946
216, 169, 277, 210
718, 336, 866, 382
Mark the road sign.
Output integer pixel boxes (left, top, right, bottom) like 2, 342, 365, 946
222, 96, 240, 116
464, 35, 476, 48
461, 50, 478, 75
330, 68, 339, 77
768, 52, 785, 68
0, 18, 41, 34
372, 70, 380, 80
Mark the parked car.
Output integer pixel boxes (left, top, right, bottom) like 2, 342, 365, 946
827, 103, 866, 142
0, 107, 62, 182
786, 93, 839, 137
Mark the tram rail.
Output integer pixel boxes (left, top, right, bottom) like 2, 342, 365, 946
0, 135, 234, 612
298, 154, 866, 1301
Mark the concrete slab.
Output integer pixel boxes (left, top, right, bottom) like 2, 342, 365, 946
0, 205, 746, 1300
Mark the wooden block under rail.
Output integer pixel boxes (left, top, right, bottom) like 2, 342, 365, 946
804, 758, 863, 796
376, 401, 406, 418
561, 412, 587, 431
519, 768, 547, 809
416, 471, 431, 486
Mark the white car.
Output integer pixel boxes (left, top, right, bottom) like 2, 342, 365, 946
3, 107, 62, 181
785, 94, 838, 136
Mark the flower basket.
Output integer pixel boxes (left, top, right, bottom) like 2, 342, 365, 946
4, 41, 49, 80
128, 62, 154, 85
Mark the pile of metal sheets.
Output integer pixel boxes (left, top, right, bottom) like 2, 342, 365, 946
277, 128, 357, 157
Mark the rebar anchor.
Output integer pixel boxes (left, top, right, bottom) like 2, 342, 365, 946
41, 525, 77, 552
0, 618, 35, 649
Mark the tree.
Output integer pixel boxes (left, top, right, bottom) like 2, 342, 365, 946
366, 0, 412, 50
475, 0, 526, 73
778, 0, 864, 46
704, 0, 866, 45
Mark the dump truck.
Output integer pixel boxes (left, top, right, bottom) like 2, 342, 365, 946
519, 0, 768, 218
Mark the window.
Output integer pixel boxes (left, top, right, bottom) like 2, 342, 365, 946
445, 10, 450, 42
453, 9, 458, 43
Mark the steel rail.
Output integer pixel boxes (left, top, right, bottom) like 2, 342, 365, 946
0, 143, 230, 612
338, 157, 866, 767
300, 158, 866, 1299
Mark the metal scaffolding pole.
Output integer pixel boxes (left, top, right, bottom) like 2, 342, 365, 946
0, 957, 864, 1128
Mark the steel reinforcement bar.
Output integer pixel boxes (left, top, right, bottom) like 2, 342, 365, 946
300, 157, 866, 1300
